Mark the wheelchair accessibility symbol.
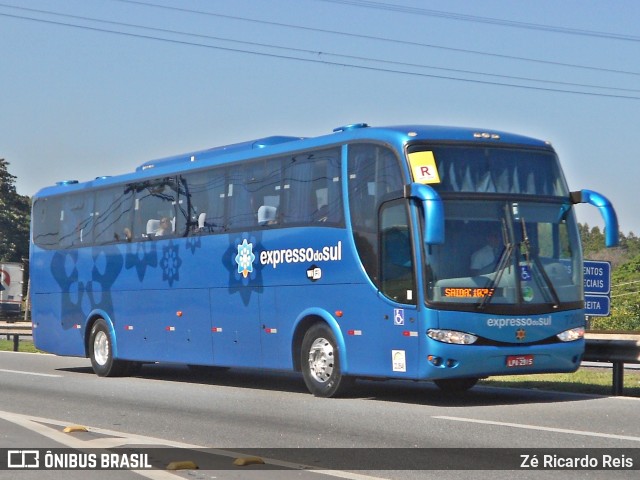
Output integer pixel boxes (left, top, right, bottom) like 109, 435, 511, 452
394, 308, 405, 326
520, 265, 532, 282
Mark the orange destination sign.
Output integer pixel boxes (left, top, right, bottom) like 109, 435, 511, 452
442, 288, 496, 298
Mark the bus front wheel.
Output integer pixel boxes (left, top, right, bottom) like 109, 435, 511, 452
301, 323, 353, 398
88, 319, 130, 377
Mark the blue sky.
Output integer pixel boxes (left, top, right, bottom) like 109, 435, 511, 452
1, 0, 639, 234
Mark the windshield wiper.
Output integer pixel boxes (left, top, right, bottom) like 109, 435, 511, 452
519, 217, 560, 308
478, 207, 562, 310
478, 214, 515, 310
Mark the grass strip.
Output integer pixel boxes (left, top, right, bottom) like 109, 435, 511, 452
0, 339, 42, 354
481, 368, 640, 397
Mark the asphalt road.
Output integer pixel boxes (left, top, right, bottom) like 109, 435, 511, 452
1, 351, 639, 480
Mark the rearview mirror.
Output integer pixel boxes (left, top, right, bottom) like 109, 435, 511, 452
405, 183, 444, 245
570, 189, 619, 247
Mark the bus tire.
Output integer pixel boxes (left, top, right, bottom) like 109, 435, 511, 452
433, 377, 478, 393
301, 323, 353, 398
88, 318, 129, 377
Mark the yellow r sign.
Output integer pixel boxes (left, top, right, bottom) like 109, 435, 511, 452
408, 151, 441, 184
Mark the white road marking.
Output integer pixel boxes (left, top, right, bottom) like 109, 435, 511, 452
0, 368, 62, 378
433, 415, 640, 442
611, 395, 640, 402
0, 410, 390, 480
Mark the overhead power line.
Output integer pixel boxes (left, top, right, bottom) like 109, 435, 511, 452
112, 0, 640, 77
317, 0, 640, 42
0, 3, 638, 95
0, 7, 638, 100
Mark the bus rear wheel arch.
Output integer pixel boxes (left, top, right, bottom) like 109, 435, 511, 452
300, 323, 354, 397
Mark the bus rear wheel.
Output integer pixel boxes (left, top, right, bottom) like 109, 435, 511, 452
88, 319, 130, 377
433, 377, 478, 393
301, 323, 353, 398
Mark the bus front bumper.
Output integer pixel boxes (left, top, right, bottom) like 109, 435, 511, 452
420, 339, 584, 380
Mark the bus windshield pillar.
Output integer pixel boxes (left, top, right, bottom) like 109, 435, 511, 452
571, 189, 619, 247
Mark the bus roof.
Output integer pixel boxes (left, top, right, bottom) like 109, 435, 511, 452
35, 124, 552, 198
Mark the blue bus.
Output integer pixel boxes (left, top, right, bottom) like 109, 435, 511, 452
30, 124, 618, 397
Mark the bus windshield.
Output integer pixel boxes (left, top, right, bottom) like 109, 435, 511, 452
426, 199, 582, 312
412, 145, 583, 313
411, 144, 570, 197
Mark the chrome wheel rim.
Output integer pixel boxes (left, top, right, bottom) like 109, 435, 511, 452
93, 330, 109, 366
307, 337, 334, 383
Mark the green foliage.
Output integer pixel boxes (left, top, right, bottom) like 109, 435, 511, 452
0, 159, 31, 262
593, 253, 640, 331
580, 223, 640, 332
579, 223, 605, 257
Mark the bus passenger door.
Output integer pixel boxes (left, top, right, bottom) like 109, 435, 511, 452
377, 199, 420, 377
343, 198, 420, 378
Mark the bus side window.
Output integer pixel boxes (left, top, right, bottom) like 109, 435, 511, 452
254, 159, 282, 227
281, 155, 313, 224
348, 144, 404, 284
227, 159, 282, 230
279, 148, 342, 227
227, 165, 259, 230
132, 177, 179, 239
33, 196, 62, 249
94, 186, 133, 244
59, 194, 93, 248
182, 170, 226, 234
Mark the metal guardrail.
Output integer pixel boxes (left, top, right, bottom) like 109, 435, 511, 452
584, 332, 640, 396
0, 321, 32, 352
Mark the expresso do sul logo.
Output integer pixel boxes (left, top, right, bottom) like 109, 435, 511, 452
234, 240, 342, 283
259, 241, 342, 269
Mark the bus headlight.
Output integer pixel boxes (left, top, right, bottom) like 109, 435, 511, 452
427, 329, 478, 345
556, 327, 584, 342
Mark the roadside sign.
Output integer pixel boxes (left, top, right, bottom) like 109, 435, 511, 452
583, 260, 611, 317
583, 260, 611, 295
584, 294, 610, 317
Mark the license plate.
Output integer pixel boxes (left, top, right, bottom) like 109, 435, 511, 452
506, 354, 534, 368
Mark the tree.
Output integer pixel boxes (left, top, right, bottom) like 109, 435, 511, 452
579, 224, 635, 269
0, 158, 31, 262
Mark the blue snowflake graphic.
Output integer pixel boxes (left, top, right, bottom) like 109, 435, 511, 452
160, 242, 182, 286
